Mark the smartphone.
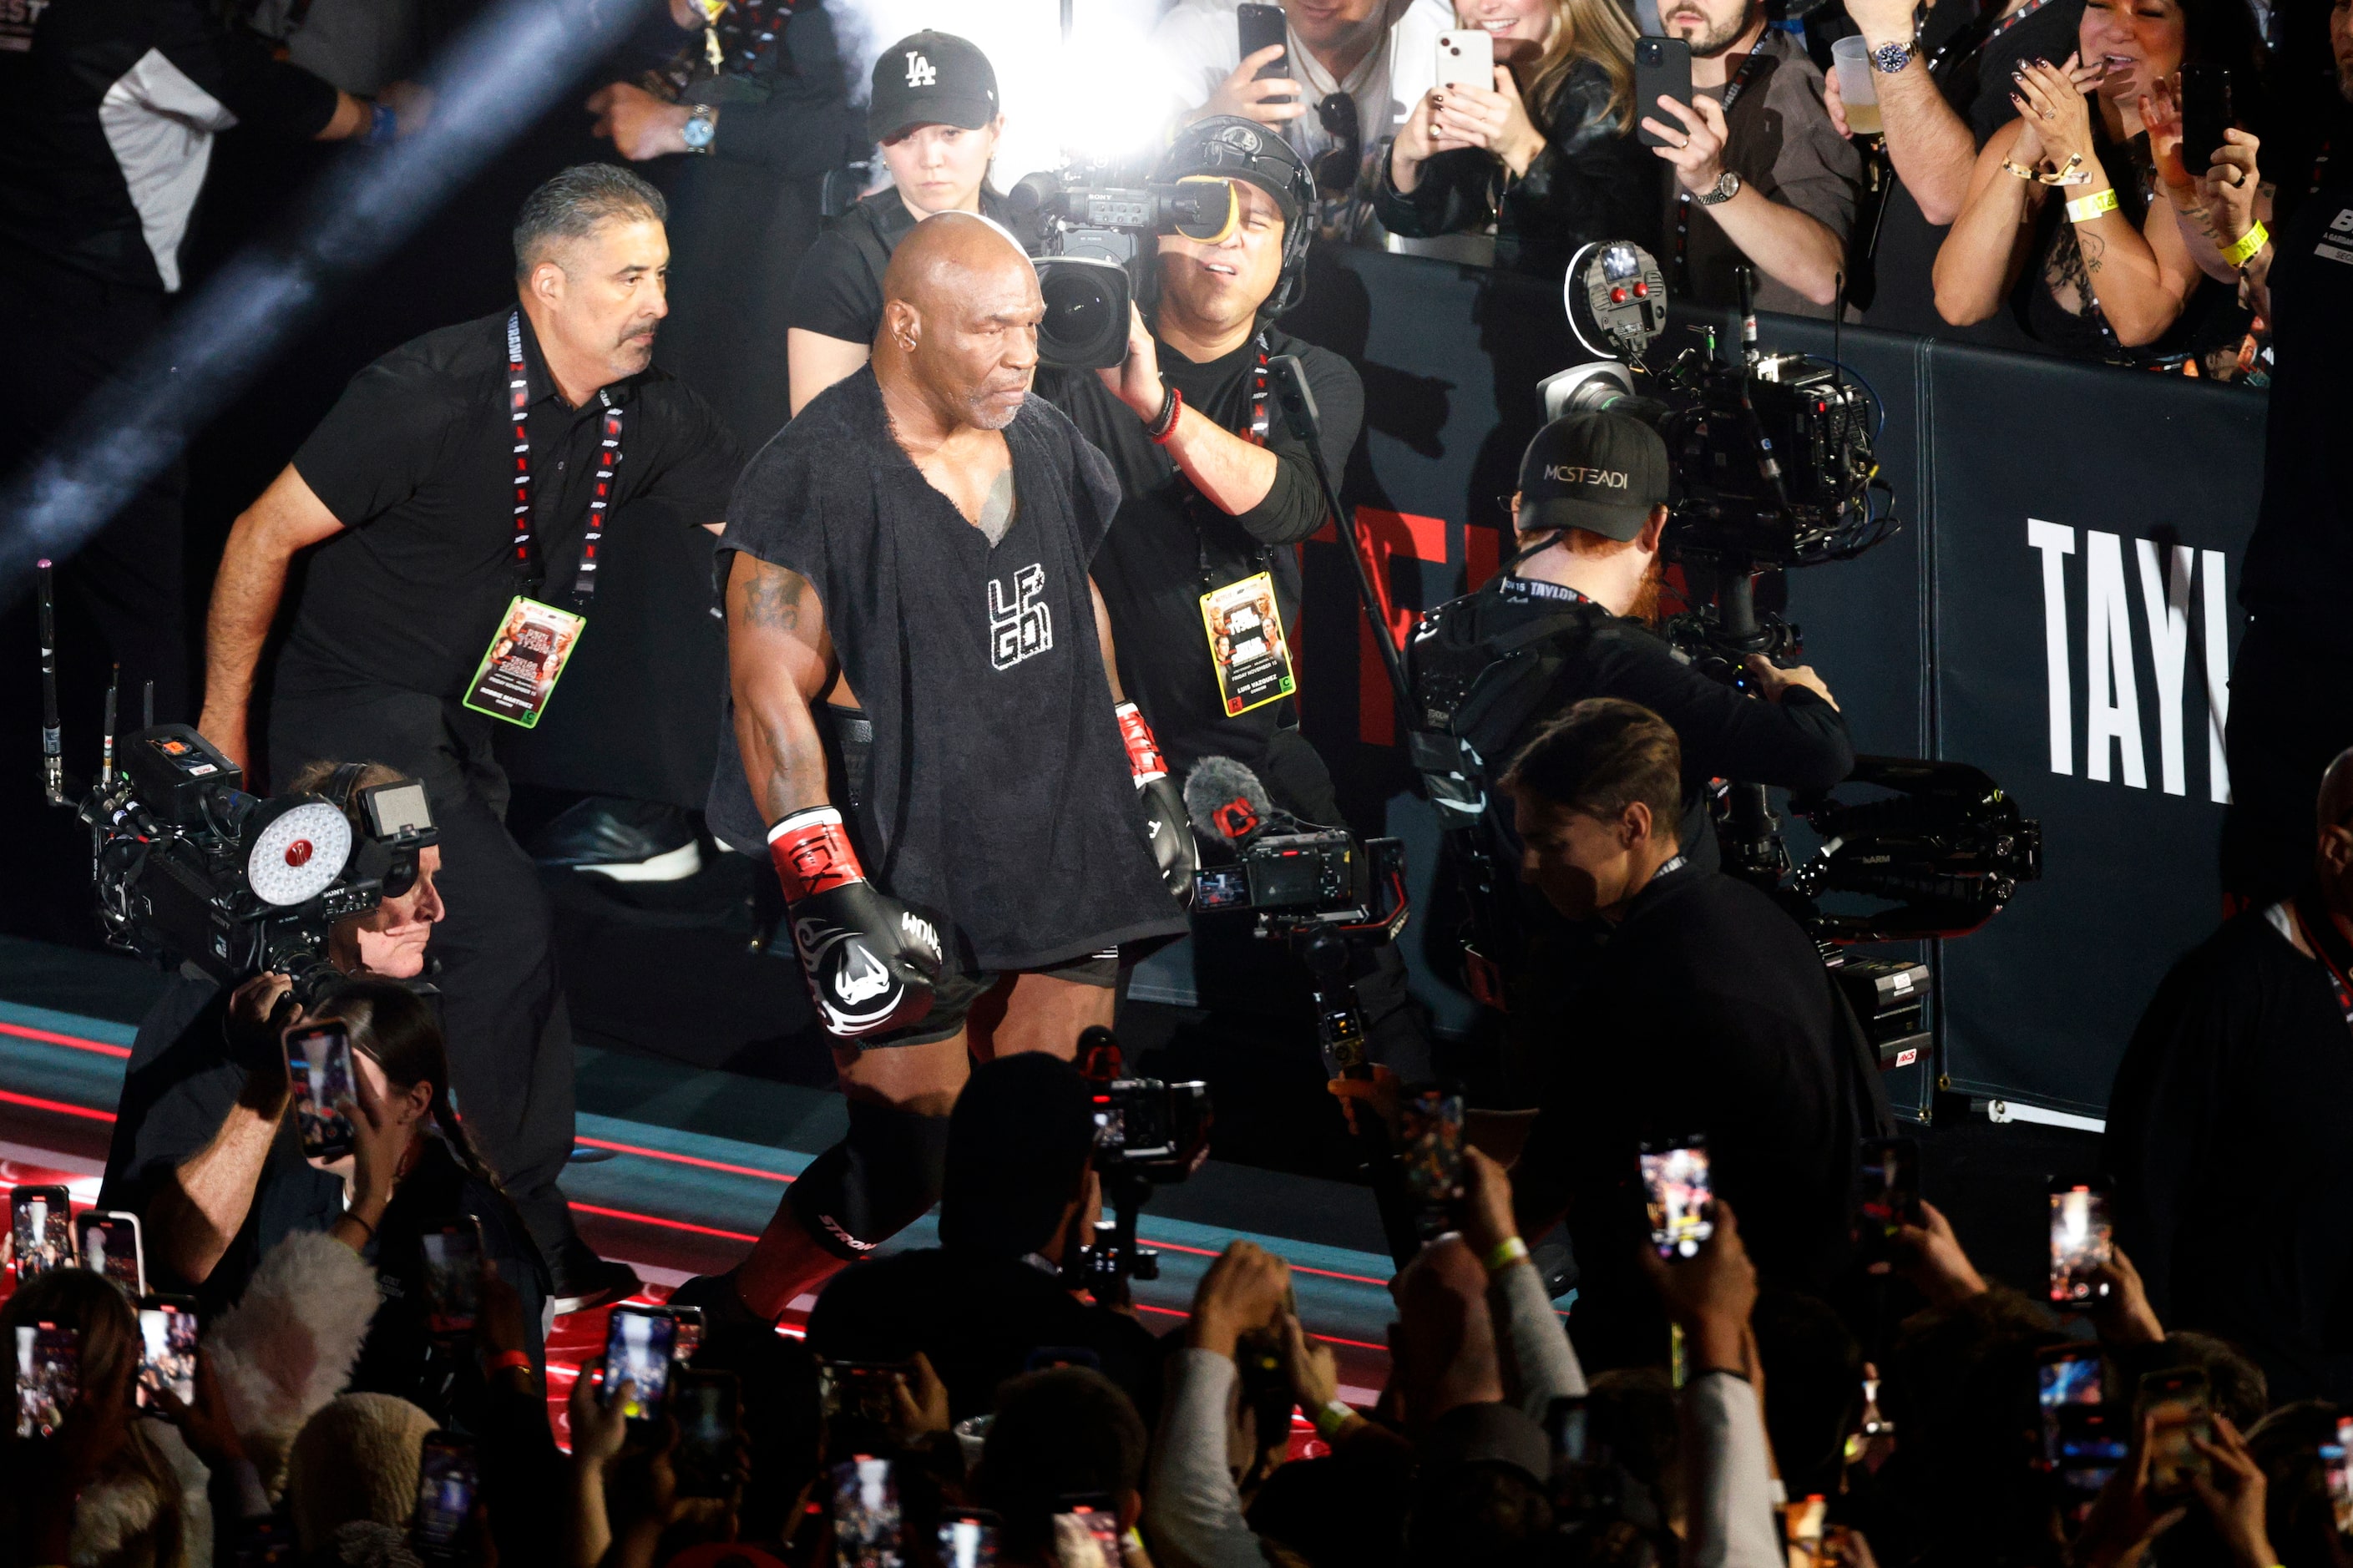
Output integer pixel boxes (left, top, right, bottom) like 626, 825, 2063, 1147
1641, 1136, 1715, 1261
1854, 1137, 1922, 1261
672, 1368, 741, 1498
14, 1321, 79, 1439
1634, 36, 1694, 149
2178, 63, 2235, 175
228, 1517, 297, 1567
939, 1512, 1000, 1568
820, 1358, 909, 1457
1545, 1394, 1618, 1519
419, 1220, 483, 1337
1237, 3, 1290, 82
286, 1023, 357, 1163
2047, 1178, 2114, 1304
1057, 1495, 1122, 1559
11, 1186, 73, 1280
136, 1295, 200, 1409
1784, 1495, 1829, 1563
2325, 1414, 2353, 1535
409, 1431, 478, 1560
832, 1455, 900, 1568
2037, 1343, 2125, 1521
669, 1303, 704, 1364
1399, 1087, 1465, 1239
76, 1210, 144, 1297
2138, 1367, 2214, 1498
1437, 28, 1495, 89
602, 1305, 678, 1422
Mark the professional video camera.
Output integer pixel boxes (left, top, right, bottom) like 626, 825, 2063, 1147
1061, 1026, 1211, 1305
36, 565, 437, 1006
1007, 164, 1240, 370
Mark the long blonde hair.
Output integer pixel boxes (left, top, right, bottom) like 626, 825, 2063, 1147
1517, 0, 1642, 133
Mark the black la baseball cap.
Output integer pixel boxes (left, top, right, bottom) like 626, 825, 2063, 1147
868, 31, 999, 144
1515, 411, 1670, 541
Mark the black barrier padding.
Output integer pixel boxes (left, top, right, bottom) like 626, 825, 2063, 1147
1283, 245, 2265, 1117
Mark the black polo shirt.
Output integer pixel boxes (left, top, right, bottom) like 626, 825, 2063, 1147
281, 309, 741, 701
1037, 326, 1360, 771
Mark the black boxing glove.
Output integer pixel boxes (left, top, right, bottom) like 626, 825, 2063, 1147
768, 807, 946, 1039
1116, 701, 1196, 907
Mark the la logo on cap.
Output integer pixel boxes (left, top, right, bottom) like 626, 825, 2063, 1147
904, 49, 937, 87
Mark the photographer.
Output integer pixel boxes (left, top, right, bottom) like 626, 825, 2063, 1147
195, 164, 742, 1313
802, 1054, 1163, 1425
1377, 0, 1658, 279
1497, 700, 1882, 1371
785, 31, 1015, 416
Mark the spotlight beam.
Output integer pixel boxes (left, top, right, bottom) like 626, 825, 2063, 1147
0, 0, 658, 606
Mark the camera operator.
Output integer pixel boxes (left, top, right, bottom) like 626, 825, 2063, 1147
802, 1053, 1163, 1425
195, 164, 744, 1313
1497, 700, 1882, 1371
785, 30, 1016, 416
1035, 119, 1428, 1075
2222, 19, 2353, 908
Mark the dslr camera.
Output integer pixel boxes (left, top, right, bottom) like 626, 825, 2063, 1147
82, 726, 438, 1005
1063, 1027, 1211, 1302
1008, 164, 1240, 370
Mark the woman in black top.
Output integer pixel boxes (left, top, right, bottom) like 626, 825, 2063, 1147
1374, 0, 1655, 276
1932, 0, 2261, 360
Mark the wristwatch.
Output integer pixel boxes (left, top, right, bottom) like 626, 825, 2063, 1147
1694, 169, 1742, 205
681, 104, 717, 154
1869, 37, 1917, 72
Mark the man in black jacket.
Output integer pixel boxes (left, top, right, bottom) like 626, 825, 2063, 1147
1498, 699, 1881, 1371
804, 1053, 1164, 1426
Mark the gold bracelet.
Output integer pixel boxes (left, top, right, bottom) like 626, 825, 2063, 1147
2064, 188, 2118, 223
2221, 220, 2269, 269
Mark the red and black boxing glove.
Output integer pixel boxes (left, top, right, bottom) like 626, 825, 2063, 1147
1116, 701, 1197, 907
768, 807, 945, 1038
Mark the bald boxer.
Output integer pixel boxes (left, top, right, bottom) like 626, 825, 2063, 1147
683, 214, 1195, 1322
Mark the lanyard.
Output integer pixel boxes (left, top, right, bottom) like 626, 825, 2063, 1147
1185, 328, 1275, 589
1496, 575, 1594, 607
506, 311, 625, 605
2290, 890, 2353, 1034
1672, 37, 1770, 293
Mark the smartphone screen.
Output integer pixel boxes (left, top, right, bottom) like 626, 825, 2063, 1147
1855, 1137, 1922, 1257
832, 1455, 901, 1568
1633, 37, 1693, 149
76, 1211, 144, 1297
15, 1321, 79, 1439
2037, 1343, 2127, 1518
939, 1515, 999, 1568
410, 1432, 477, 1555
672, 1370, 741, 1498
12, 1186, 73, 1279
2047, 1180, 2114, 1303
1237, 3, 1289, 80
2138, 1368, 2214, 1498
286, 1024, 357, 1163
1641, 1137, 1715, 1260
1399, 1088, 1465, 1236
602, 1306, 678, 1422
669, 1304, 704, 1364
136, 1297, 200, 1409
821, 1360, 908, 1456
2178, 63, 2234, 172
1058, 1500, 1122, 1559
419, 1222, 482, 1337
2326, 1414, 2353, 1535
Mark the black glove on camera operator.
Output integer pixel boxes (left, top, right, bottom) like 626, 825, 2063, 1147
1411, 410, 1855, 893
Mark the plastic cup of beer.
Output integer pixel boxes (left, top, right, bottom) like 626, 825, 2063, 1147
1830, 37, 1883, 137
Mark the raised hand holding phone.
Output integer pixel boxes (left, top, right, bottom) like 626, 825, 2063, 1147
1637, 1197, 1755, 1377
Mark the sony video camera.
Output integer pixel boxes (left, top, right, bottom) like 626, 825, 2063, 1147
1008, 164, 1241, 370
1180, 755, 1409, 940
1537, 240, 1889, 572
82, 726, 438, 1005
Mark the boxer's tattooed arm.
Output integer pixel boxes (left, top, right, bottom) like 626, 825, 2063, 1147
726, 554, 835, 824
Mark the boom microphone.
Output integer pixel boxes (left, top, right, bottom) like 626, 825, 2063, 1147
1183, 756, 1278, 849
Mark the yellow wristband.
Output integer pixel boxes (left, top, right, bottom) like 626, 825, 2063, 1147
2065, 188, 2119, 223
1484, 1236, 1531, 1272
1313, 1399, 1356, 1439
2221, 220, 2269, 269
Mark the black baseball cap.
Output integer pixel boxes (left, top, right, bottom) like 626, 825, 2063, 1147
1515, 411, 1670, 541
868, 31, 999, 143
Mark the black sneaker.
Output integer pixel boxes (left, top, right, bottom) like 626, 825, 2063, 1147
666, 1268, 777, 1333
551, 1247, 643, 1317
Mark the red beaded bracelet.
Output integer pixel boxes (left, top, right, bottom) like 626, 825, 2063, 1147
1147, 384, 1184, 444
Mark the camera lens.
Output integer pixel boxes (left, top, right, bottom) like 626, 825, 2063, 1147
1035, 258, 1132, 371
